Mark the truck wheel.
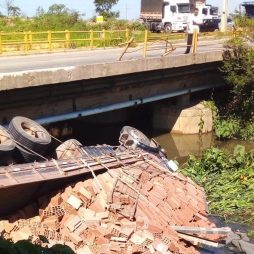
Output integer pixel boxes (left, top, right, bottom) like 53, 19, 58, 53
164, 23, 172, 33
0, 125, 16, 165
9, 116, 51, 162
119, 126, 150, 147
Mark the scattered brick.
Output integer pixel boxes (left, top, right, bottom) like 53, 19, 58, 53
1, 156, 227, 254
67, 195, 83, 210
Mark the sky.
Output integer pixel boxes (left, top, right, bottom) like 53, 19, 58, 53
0, 0, 245, 19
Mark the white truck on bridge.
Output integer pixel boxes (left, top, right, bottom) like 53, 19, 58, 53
196, 1, 218, 20
140, 0, 218, 32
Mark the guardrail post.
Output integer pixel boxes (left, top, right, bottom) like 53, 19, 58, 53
143, 30, 148, 58
48, 30, 52, 51
90, 30, 94, 49
192, 29, 198, 54
65, 30, 70, 49
24, 31, 28, 53
0, 32, 2, 54
102, 29, 106, 49
29, 30, 32, 50
125, 28, 129, 41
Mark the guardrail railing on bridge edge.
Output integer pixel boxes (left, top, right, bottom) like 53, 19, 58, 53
0, 29, 237, 57
0, 29, 130, 55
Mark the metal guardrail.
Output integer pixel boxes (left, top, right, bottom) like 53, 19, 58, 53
118, 29, 236, 60
0, 29, 130, 54
0, 29, 237, 56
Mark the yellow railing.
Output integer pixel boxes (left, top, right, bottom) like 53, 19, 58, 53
118, 29, 235, 60
0, 29, 236, 56
0, 29, 130, 54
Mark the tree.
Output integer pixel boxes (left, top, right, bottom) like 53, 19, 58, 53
5, 0, 13, 16
221, 30, 254, 120
35, 6, 45, 16
33, 4, 79, 30
5, 0, 21, 17
8, 5, 21, 16
94, 0, 119, 19
47, 4, 69, 15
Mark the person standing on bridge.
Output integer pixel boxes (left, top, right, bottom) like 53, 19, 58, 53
185, 7, 203, 54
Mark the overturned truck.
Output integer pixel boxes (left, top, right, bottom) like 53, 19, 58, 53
0, 117, 251, 253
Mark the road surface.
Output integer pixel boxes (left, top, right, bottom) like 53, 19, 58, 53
0, 39, 226, 74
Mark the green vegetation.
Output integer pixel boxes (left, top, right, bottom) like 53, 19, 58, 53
0, 238, 74, 254
214, 118, 241, 140
0, 12, 145, 33
0, 2, 145, 32
182, 145, 254, 224
0, 3, 146, 52
212, 19, 254, 141
248, 230, 254, 238
234, 16, 254, 28
94, 0, 119, 19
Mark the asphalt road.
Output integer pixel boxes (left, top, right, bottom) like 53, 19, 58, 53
0, 39, 225, 74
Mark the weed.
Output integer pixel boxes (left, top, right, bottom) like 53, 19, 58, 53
182, 146, 254, 224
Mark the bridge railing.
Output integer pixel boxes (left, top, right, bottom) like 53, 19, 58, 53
118, 29, 235, 60
0, 29, 130, 54
0, 29, 236, 56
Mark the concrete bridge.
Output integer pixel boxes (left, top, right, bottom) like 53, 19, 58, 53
0, 41, 224, 126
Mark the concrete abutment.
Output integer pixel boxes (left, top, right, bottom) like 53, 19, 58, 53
153, 102, 213, 134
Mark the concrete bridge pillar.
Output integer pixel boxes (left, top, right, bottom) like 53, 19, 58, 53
176, 93, 190, 107
152, 102, 213, 134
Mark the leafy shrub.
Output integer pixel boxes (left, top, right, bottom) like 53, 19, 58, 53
221, 37, 254, 121
214, 118, 241, 140
239, 119, 254, 141
182, 146, 254, 223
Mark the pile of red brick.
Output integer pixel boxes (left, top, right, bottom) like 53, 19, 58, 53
0, 159, 222, 254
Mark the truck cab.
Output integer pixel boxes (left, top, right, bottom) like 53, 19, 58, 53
197, 4, 219, 20
197, 3, 219, 32
162, 0, 191, 32
241, 1, 254, 18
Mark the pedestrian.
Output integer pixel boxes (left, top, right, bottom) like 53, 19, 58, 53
185, 7, 203, 54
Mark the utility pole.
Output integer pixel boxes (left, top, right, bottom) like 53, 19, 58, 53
220, 0, 228, 32
125, 1, 127, 20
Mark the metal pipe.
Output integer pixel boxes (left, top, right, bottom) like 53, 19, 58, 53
35, 83, 224, 125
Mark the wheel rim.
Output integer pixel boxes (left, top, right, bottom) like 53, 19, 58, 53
165, 24, 172, 33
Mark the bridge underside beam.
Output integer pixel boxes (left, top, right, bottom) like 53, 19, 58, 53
0, 62, 224, 124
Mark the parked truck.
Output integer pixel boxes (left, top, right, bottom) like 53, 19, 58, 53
140, 0, 218, 32
241, 1, 254, 18
140, 0, 190, 32
195, 1, 218, 20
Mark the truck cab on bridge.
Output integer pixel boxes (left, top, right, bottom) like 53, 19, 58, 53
197, 3, 220, 32
140, 0, 190, 32
140, 0, 219, 33
162, 0, 191, 32
197, 4, 219, 20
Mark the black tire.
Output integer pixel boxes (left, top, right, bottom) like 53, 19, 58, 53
164, 23, 173, 33
0, 125, 16, 165
9, 116, 51, 162
15, 144, 40, 162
